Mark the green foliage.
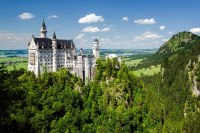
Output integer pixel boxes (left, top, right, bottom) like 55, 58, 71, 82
135, 31, 200, 70
0, 59, 146, 132
1, 33, 200, 133
0, 57, 28, 70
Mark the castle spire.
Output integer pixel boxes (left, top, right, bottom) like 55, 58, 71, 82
40, 19, 47, 38
42, 19, 46, 27
52, 31, 56, 39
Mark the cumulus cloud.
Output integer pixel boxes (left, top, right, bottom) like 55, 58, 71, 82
82, 26, 100, 33
101, 27, 110, 32
122, 17, 128, 21
133, 31, 162, 42
18, 12, 35, 20
75, 34, 85, 40
134, 18, 156, 25
79, 14, 104, 24
47, 15, 58, 19
75, 34, 87, 44
190, 28, 200, 34
82, 26, 110, 33
159, 26, 166, 30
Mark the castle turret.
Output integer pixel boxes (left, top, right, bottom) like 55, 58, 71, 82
92, 39, 100, 59
40, 19, 47, 38
80, 48, 83, 55
52, 32, 57, 71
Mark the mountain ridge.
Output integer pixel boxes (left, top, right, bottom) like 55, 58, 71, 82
157, 31, 200, 55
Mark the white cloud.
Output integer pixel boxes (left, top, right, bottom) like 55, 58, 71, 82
47, 15, 58, 19
75, 34, 87, 45
190, 28, 200, 34
122, 17, 128, 21
0, 32, 30, 42
159, 26, 166, 30
18, 12, 35, 20
100, 38, 112, 43
168, 31, 173, 35
162, 38, 169, 42
75, 34, 85, 40
91, 36, 99, 39
78, 14, 104, 24
128, 31, 163, 49
0, 32, 31, 49
101, 27, 110, 32
133, 31, 162, 42
115, 36, 121, 38
82, 26, 110, 33
134, 18, 156, 25
82, 26, 100, 33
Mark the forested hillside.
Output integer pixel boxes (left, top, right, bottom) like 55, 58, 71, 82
1, 31, 200, 132
140, 31, 200, 132
135, 31, 200, 69
0, 58, 146, 132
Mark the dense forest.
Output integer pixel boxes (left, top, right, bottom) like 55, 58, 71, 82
0, 58, 145, 132
1, 31, 200, 132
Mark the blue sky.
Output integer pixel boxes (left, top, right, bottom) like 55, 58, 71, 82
0, 0, 200, 49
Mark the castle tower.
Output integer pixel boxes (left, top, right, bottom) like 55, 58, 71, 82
52, 32, 57, 72
92, 39, 100, 59
40, 19, 47, 38
80, 48, 83, 55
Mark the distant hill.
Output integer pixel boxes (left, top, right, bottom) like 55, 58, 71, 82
135, 31, 200, 69
157, 31, 199, 55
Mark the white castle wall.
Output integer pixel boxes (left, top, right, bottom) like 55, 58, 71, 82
28, 20, 100, 81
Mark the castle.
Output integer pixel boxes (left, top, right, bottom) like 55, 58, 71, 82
28, 20, 100, 81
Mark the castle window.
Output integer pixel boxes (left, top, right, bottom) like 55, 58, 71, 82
44, 51, 46, 53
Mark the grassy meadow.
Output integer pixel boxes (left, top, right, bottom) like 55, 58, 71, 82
123, 57, 160, 77
0, 55, 161, 76
131, 65, 161, 77
0, 57, 28, 70
123, 58, 144, 66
